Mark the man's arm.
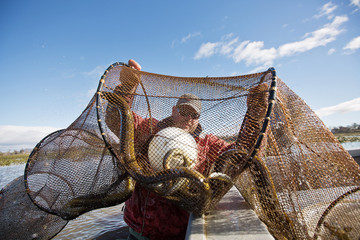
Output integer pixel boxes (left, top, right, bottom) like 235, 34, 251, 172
104, 60, 142, 134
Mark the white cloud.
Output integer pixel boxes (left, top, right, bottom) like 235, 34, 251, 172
350, 0, 360, 9
343, 36, 360, 53
247, 65, 269, 74
278, 16, 348, 57
0, 125, 60, 152
181, 32, 201, 43
83, 65, 106, 78
194, 15, 348, 67
314, 2, 337, 19
220, 37, 238, 55
172, 32, 201, 47
194, 42, 219, 59
328, 48, 336, 54
315, 97, 360, 118
233, 41, 277, 66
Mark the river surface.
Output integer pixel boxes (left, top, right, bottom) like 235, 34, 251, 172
341, 141, 360, 150
0, 164, 128, 240
1, 142, 360, 239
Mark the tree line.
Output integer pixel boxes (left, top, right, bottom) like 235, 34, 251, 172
330, 123, 360, 134
0, 149, 31, 156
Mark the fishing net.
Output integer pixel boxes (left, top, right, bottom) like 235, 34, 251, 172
24, 110, 134, 220
21, 62, 359, 239
0, 176, 68, 240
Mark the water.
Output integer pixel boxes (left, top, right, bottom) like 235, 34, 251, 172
53, 204, 127, 240
1, 142, 360, 239
0, 164, 128, 240
0, 163, 26, 189
341, 141, 360, 150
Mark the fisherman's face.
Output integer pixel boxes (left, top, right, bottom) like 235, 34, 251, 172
172, 105, 199, 133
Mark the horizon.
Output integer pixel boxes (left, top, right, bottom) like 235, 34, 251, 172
0, 0, 359, 152
0, 121, 359, 153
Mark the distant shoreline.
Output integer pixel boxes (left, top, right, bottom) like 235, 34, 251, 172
0, 153, 29, 166
1, 132, 359, 166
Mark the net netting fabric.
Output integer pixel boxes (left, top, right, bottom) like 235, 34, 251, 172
0, 176, 68, 240
21, 62, 360, 239
24, 101, 134, 220
235, 79, 360, 239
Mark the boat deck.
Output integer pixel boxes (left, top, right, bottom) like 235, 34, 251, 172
186, 186, 274, 240
186, 149, 360, 240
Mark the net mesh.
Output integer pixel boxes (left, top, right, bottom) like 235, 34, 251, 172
0, 176, 68, 240
22, 62, 360, 239
235, 79, 360, 239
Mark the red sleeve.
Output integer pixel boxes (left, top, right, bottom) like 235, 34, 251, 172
132, 112, 159, 152
194, 134, 234, 175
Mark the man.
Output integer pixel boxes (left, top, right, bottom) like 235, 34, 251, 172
124, 60, 232, 240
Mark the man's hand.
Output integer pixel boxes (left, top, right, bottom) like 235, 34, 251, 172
128, 59, 141, 71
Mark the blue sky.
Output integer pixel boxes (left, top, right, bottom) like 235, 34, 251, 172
0, 0, 359, 152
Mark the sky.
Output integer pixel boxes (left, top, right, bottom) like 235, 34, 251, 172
0, 0, 359, 152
